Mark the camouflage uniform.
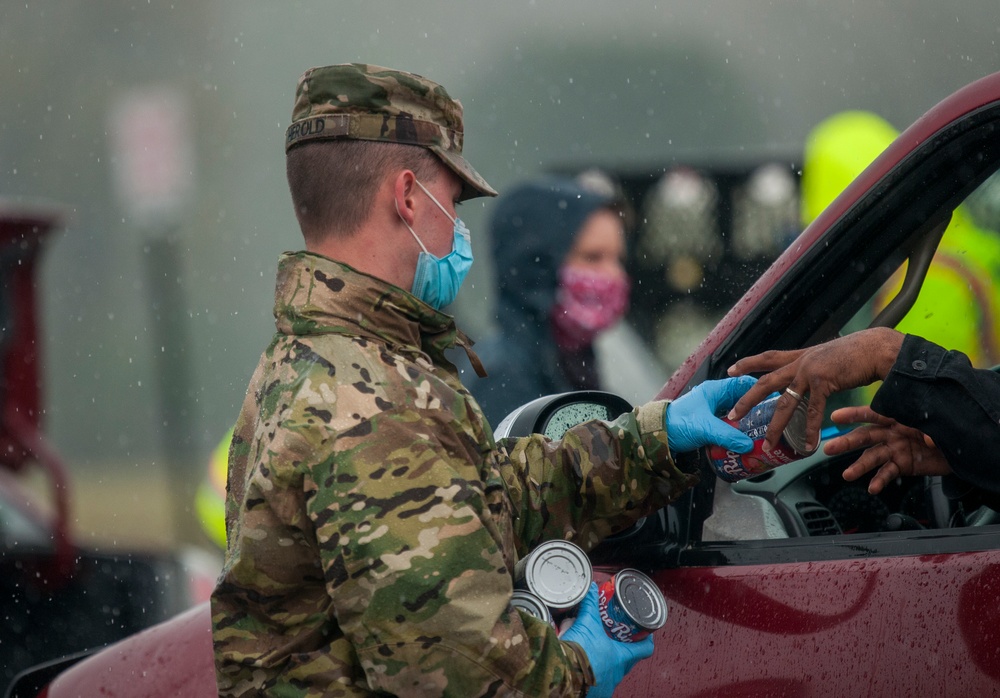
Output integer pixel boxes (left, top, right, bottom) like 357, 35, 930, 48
211, 252, 697, 697
211, 63, 697, 697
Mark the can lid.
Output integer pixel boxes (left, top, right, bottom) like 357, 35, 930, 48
615, 569, 668, 630
510, 590, 553, 623
523, 540, 592, 609
782, 398, 818, 456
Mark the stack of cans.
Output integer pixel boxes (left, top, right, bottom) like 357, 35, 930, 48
509, 590, 554, 625
510, 540, 668, 643
513, 539, 591, 617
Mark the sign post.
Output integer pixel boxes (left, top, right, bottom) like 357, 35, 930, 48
109, 86, 204, 547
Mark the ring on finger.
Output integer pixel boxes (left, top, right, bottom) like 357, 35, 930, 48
784, 387, 803, 401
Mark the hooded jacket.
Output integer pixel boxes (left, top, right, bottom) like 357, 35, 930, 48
464, 176, 613, 426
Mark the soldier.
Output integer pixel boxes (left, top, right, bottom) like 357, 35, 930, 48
210, 63, 757, 698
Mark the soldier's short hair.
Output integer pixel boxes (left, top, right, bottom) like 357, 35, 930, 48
286, 139, 439, 243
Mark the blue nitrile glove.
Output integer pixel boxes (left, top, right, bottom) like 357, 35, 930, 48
665, 376, 757, 454
561, 582, 654, 698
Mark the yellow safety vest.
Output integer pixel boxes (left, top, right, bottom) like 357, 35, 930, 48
196, 427, 232, 549
875, 207, 1000, 368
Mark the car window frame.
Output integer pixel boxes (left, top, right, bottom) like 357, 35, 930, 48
655, 94, 1000, 568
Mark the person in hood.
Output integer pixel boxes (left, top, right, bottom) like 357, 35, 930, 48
465, 175, 631, 426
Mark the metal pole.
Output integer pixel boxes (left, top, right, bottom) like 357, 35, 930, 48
144, 233, 203, 547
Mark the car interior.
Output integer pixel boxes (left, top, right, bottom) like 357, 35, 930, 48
568, 102, 1000, 569
700, 112, 1000, 549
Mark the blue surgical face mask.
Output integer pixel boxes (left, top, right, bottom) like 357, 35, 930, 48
398, 179, 473, 310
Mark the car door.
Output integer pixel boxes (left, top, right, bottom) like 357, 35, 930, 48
603, 71, 1000, 697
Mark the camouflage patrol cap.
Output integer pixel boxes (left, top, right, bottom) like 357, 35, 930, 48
286, 63, 497, 201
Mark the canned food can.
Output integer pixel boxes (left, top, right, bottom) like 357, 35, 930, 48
707, 393, 818, 482
510, 589, 554, 625
513, 539, 592, 612
597, 569, 667, 642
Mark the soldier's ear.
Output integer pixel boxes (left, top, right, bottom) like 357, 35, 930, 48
393, 170, 418, 226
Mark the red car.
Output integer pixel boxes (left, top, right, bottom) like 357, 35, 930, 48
12, 70, 1000, 696
0, 204, 216, 697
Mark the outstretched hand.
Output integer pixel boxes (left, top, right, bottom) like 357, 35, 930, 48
824, 405, 952, 494
665, 376, 757, 454
726, 328, 905, 454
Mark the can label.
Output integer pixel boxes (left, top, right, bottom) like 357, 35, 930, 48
597, 570, 667, 642
707, 393, 815, 482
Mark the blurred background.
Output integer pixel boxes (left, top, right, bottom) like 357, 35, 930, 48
2, 0, 999, 551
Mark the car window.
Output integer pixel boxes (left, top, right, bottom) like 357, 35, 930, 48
0, 489, 52, 550
703, 170, 1000, 545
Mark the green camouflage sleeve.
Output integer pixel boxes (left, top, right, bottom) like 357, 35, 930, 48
498, 400, 698, 554
303, 404, 592, 697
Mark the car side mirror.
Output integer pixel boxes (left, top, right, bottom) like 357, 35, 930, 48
492, 390, 635, 440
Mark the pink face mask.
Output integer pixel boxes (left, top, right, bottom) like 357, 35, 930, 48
550, 266, 631, 352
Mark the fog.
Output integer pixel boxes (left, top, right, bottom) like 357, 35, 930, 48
1, 1, 998, 541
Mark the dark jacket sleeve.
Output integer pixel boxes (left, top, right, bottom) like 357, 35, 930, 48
872, 334, 1000, 493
